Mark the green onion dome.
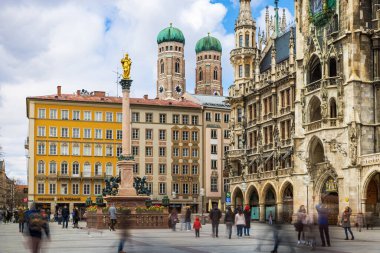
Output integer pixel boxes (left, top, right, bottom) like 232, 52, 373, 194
195, 33, 222, 54
157, 23, 185, 45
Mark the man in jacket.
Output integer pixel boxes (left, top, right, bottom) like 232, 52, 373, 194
316, 203, 331, 247
109, 204, 117, 231
209, 204, 222, 238
61, 205, 69, 229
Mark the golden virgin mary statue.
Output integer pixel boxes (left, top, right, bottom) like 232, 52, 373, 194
121, 53, 132, 79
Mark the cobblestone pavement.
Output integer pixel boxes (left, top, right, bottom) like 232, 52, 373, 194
0, 222, 379, 253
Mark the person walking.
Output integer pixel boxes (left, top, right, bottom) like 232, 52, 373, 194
61, 205, 69, 229
356, 212, 365, 232
18, 208, 25, 233
316, 203, 331, 247
295, 205, 307, 245
209, 203, 222, 238
268, 211, 273, 225
169, 209, 178, 231
57, 207, 62, 225
27, 204, 50, 253
224, 206, 234, 239
185, 207, 192, 231
109, 204, 117, 231
341, 206, 354, 240
235, 208, 245, 238
193, 216, 202, 238
243, 205, 251, 236
73, 207, 79, 229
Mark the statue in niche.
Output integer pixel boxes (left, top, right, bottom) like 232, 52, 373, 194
349, 122, 358, 165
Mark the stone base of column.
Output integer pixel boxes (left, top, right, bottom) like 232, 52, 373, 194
117, 159, 137, 197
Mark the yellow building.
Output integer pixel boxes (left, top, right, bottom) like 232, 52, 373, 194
26, 87, 123, 214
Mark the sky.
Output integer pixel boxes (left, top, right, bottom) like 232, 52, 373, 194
0, 0, 294, 183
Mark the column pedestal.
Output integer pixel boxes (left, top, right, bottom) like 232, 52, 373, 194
117, 159, 137, 196
259, 203, 265, 222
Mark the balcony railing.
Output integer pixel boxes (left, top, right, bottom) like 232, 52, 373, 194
306, 80, 321, 92
226, 149, 245, 158
305, 120, 322, 132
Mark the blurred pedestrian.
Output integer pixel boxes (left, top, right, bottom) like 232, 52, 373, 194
27, 204, 50, 253
61, 205, 69, 229
268, 211, 273, 225
235, 208, 245, 238
295, 205, 306, 245
169, 209, 178, 231
57, 207, 62, 225
193, 216, 202, 238
185, 207, 192, 231
243, 205, 251, 236
224, 206, 234, 239
73, 207, 79, 229
341, 206, 354, 240
316, 203, 331, 247
356, 212, 365, 232
109, 204, 117, 231
18, 208, 25, 233
209, 203, 222, 238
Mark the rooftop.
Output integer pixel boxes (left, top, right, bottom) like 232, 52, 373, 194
187, 94, 230, 109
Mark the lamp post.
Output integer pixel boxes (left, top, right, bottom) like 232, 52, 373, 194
241, 182, 247, 207
303, 175, 311, 213
200, 188, 205, 224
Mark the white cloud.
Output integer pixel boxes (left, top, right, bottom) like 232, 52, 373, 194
0, 0, 235, 181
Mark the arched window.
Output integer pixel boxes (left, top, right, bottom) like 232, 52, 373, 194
330, 98, 337, 118
245, 33, 250, 47
106, 163, 113, 176
175, 59, 180, 73
61, 161, 68, 175
170, 46, 173, 50
309, 96, 322, 122
72, 162, 79, 176
199, 68, 203, 81
309, 137, 325, 164
38, 161, 45, 174
49, 161, 57, 174
239, 34, 243, 47
213, 68, 218, 80
95, 162, 102, 176
309, 56, 322, 83
84, 162, 91, 177
160, 59, 164, 74
329, 58, 337, 77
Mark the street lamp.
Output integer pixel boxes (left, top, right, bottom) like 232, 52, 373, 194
200, 188, 205, 225
303, 175, 311, 213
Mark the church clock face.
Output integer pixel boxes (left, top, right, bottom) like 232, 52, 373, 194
175, 84, 182, 95
159, 85, 164, 94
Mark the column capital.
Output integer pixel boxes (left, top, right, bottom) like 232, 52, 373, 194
120, 79, 133, 91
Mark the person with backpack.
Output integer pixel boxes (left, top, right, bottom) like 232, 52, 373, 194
243, 205, 251, 236
209, 203, 222, 238
18, 208, 25, 233
27, 204, 50, 253
61, 205, 69, 229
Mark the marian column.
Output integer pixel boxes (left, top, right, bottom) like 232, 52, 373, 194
118, 53, 137, 196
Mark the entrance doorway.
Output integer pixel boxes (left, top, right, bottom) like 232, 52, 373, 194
265, 186, 276, 222
366, 173, 380, 216
249, 188, 259, 220
282, 184, 293, 223
233, 187, 244, 210
321, 177, 339, 225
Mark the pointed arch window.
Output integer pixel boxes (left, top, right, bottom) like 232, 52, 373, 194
245, 33, 249, 47
175, 59, 180, 73
329, 58, 337, 77
213, 67, 218, 80
239, 34, 243, 47
199, 68, 203, 81
330, 98, 337, 118
160, 59, 164, 74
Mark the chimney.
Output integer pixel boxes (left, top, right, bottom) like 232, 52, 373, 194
57, 86, 62, 96
143, 94, 148, 99
76, 90, 81, 96
93, 91, 106, 97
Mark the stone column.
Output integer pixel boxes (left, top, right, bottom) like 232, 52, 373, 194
118, 79, 137, 197
259, 203, 265, 222
277, 202, 283, 222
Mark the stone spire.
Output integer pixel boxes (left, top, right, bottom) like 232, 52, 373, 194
265, 6, 270, 40
237, 0, 253, 24
281, 9, 287, 32
274, 0, 279, 37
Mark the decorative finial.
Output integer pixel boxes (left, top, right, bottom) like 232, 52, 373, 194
208, 32, 210, 37
121, 53, 132, 80
170, 22, 172, 27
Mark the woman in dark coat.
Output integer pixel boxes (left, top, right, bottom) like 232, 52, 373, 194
341, 206, 354, 240
169, 209, 178, 231
243, 205, 251, 236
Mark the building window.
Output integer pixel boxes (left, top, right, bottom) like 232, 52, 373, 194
211, 129, 217, 139
211, 145, 217, 154
159, 114, 166, 123
173, 147, 179, 157
224, 145, 229, 153
173, 114, 180, 124
224, 179, 230, 193
84, 111, 91, 121
145, 129, 153, 140
206, 112, 211, 121
61, 162, 68, 175
116, 146, 122, 157
61, 128, 69, 138
192, 148, 198, 157
159, 130, 166, 140
159, 183, 166, 195
173, 183, 179, 194
38, 108, 46, 119
72, 183, 79, 195
192, 131, 198, 141
105, 130, 113, 140
146, 147, 153, 157
132, 112, 139, 122
49, 127, 57, 137
199, 68, 203, 81
95, 163, 102, 176
95, 129, 102, 139
192, 183, 198, 194
49, 143, 57, 155
175, 59, 180, 73
73, 110, 80, 120
95, 144, 103, 156
106, 112, 113, 122
160, 59, 164, 74
116, 112, 122, 122
116, 130, 122, 140
49, 109, 57, 119
224, 130, 230, 139
61, 184, 68, 195
61, 110, 69, 120
95, 184, 101, 195
211, 160, 217, 170
84, 129, 91, 139
145, 164, 153, 174
106, 163, 113, 176
83, 144, 91, 156
37, 142, 45, 155
133, 164, 139, 174
192, 165, 198, 175
106, 145, 113, 156
211, 177, 218, 192
37, 161, 45, 174
38, 183, 45, 194
145, 113, 153, 123
172, 130, 179, 141
95, 112, 103, 121
132, 146, 139, 156
183, 183, 189, 194
38, 126, 46, 137
72, 128, 80, 138
72, 162, 79, 176
49, 161, 57, 174
58, 143, 67, 156
245, 64, 250, 78
215, 113, 221, 122
213, 68, 218, 80
182, 131, 189, 141
224, 113, 230, 123
172, 164, 179, 174
239, 65, 243, 78
83, 184, 90, 195
159, 147, 166, 157
49, 183, 56, 194
182, 115, 189, 124
239, 34, 243, 47
192, 115, 198, 125
83, 162, 91, 177
182, 165, 188, 175
159, 164, 166, 174
182, 148, 189, 157
132, 129, 139, 139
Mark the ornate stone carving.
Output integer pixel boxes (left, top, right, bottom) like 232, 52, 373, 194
349, 121, 358, 166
